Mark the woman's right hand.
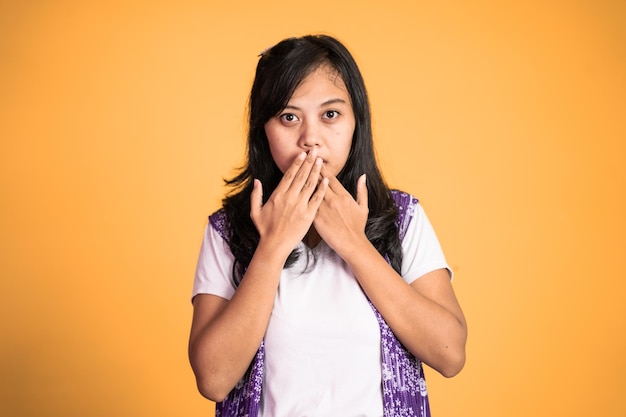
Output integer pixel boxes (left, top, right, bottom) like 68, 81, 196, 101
250, 149, 328, 254
189, 149, 328, 402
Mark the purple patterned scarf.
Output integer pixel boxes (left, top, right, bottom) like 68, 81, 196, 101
209, 190, 431, 417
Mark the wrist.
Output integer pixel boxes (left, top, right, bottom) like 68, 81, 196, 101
334, 234, 373, 265
254, 237, 294, 266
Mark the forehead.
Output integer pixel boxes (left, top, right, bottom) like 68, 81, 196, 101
289, 64, 349, 100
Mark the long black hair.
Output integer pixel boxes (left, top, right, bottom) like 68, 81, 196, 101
222, 35, 402, 284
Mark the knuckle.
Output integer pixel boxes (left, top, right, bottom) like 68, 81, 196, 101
283, 170, 296, 181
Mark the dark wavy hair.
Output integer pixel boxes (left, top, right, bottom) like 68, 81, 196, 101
222, 34, 402, 284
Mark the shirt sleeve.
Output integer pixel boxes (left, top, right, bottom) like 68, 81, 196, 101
191, 223, 237, 301
400, 202, 452, 284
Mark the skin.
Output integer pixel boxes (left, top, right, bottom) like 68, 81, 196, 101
264, 66, 355, 180
188, 65, 467, 402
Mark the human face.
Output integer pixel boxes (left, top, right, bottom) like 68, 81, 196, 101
264, 65, 356, 177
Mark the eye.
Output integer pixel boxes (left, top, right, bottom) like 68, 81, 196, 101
279, 113, 299, 123
323, 110, 340, 119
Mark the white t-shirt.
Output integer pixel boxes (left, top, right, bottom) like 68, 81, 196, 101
192, 201, 450, 417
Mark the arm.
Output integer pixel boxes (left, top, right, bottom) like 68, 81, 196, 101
313, 172, 467, 377
188, 150, 328, 401
343, 251, 466, 377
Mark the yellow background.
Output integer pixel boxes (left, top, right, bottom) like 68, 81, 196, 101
1, 1, 625, 416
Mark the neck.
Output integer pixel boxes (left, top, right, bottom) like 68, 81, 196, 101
303, 226, 322, 248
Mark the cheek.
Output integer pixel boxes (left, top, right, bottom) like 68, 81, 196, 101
337, 127, 355, 157
269, 148, 290, 173
265, 124, 286, 172
265, 123, 303, 174
267, 137, 293, 174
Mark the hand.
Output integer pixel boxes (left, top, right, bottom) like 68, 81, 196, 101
250, 149, 328, 255
313, 166, 369, 255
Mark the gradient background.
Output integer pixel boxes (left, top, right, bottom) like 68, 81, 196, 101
1, 1, 625, 416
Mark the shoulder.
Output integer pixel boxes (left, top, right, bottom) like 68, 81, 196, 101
390, 190, 419, 212
208, 208, 230, 242
390, 189, 420, 240
390, 189, 419, 205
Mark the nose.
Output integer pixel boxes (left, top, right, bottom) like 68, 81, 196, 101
299, 119, 321, 149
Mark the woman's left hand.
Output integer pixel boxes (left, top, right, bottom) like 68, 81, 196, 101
315, 167, 467, 377
313, 166, 369, 255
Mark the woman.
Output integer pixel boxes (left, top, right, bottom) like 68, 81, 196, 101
189, 34, 467, 417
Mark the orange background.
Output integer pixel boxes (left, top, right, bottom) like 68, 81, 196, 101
1, 1, 625, 416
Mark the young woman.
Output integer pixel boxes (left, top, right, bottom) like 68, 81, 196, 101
189, 34, 467, 417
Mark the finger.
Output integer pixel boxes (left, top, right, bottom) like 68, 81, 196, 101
308, 177, 329, 209
274, 151, 307, 193
250, 178, 263, 216
287, 148, 320, 193
319, 164, 344, 194
300, 156, 324, 197
356, 174, 368, 208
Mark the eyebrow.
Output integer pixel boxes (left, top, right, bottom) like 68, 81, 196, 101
283, 98, 348, 111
